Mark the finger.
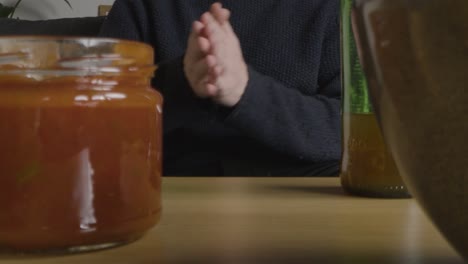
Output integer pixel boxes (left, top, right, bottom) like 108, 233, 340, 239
197, 36, 211, 54
185, 21, 206, 63
205, 54, 217, 68
210, 65, 223, 79
200, 12, 213, 39
220, 9, 231, 23
206, 56, 220, 84
201, 13, 223, 51
190, 55, 217, 87
210, 2, 223, 14
193, 20, 204, 34
210, 3, 230, 24
189, 21, 204, 45
200, 11, 217, 30
205, 83, 219, 97
213, 9, 231, 26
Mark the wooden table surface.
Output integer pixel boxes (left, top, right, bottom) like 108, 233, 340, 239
0, 177, 465, 264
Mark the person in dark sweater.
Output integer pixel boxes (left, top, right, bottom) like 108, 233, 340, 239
99, 0, 341, 176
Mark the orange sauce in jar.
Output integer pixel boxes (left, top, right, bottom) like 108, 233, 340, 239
0, 37, 162, 252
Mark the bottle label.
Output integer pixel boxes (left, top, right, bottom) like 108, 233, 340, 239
341, 0, 373, 114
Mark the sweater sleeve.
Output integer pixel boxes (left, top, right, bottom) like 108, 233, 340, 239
223, 18, 342, 162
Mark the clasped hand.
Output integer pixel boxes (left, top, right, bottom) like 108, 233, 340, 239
183, 3, 249, 107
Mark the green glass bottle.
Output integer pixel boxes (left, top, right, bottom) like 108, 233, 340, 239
340, 0, 410, 198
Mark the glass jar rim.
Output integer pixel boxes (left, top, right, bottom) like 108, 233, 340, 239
0, 36, 156, 77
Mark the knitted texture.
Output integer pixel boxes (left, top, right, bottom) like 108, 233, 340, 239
99, 0, 341, 176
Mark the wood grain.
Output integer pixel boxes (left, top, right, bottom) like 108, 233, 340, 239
0, 177, 464, 264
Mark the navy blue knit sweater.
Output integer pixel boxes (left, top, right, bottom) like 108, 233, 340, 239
99, 0, 341, 176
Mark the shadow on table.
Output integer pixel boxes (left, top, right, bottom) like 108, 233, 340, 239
165, 252, 466, 264
1, 243, 464, 264
0, 242, 129, 260
261, 184, 347, 197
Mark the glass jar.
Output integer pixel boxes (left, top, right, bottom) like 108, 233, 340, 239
0, 37, 163, 253
340, 0, 410, 198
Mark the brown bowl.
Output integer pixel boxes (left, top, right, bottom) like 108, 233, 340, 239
352, 0, 468, 260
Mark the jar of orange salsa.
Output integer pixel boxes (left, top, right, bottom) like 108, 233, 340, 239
0, 37, 162, 253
